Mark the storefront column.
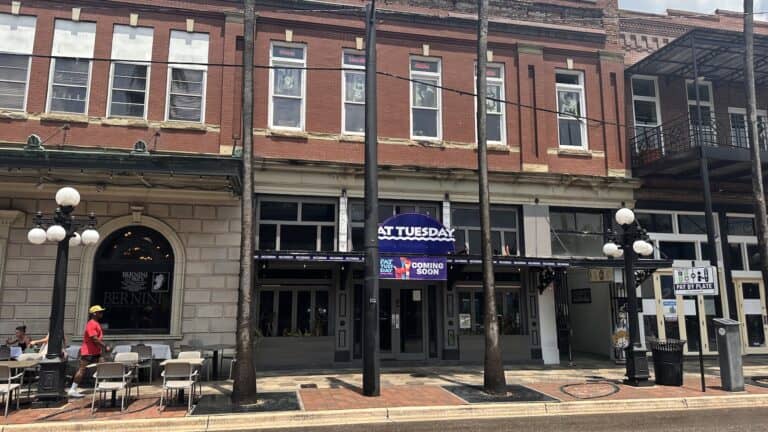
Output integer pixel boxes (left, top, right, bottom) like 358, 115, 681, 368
0, 211, 22, 292
338, 191, 349, 252
523, 204, 560, 364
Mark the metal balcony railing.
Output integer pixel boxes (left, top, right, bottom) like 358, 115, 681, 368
630, 113, 768, 168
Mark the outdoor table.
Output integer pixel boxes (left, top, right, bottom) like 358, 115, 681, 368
199, 344, 235, 380
113, 343, 173, 360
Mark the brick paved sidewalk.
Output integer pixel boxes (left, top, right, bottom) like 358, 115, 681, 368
5, 357, 768, 425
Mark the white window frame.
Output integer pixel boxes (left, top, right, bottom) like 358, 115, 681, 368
341, 50, 365, 135
46, 57, 93, 115
268, 42, 306, 131
725, 212, 760, 277
727, 107, 768, 149
686, 79, 715, 141
107, 61, 151, 119
0, 53, 32, 112
635, 209, 721, 264
409, 56, 442, 141
474, 63, 506, 146
164, 66, 206, 123
555, 69, 588, 149
631, 75, 662, 132
451, 204, 519, 256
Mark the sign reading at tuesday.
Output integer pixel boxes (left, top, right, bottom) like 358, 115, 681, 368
673, 266, 718, 296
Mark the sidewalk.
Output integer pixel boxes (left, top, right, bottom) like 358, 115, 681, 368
5, 357, 768, 430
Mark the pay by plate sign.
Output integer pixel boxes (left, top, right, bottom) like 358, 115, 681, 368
673, 266, 718, 296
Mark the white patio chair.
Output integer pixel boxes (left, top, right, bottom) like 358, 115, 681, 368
178, 351, 209, 381
114, 352, 141, 399
90, 362, 134, 414
0, 365, 23, 417
159, 362, 198, 414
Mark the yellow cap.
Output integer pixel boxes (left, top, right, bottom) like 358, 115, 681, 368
89, 305, 106, 314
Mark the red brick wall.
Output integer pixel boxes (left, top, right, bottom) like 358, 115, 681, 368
0, 0, 626, 177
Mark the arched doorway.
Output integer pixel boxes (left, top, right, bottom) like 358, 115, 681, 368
90, 225, 174, 335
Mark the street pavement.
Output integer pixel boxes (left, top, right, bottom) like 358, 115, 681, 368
244, 407, 768, 432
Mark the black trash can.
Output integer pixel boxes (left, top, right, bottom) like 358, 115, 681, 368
647, 337, 686, 386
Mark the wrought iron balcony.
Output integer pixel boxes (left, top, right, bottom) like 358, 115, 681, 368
630, 113, 768, 170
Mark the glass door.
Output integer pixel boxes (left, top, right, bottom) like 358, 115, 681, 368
735, 280, 768, 354
397, 287, 426, 360
379, 287, 394, 359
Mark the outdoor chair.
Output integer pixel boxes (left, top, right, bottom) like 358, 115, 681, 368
159, 362, 199, 414
15, 353, 41, 401
228, 359, 236, 380
0, 365, 23, 417
0, 346, 10, 361
131, 344, 153, 383
178, 351, 209, 380
90, 362, 135, 414
114, 352, 141, 399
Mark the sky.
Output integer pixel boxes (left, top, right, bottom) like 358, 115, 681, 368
619, 0, 765, 15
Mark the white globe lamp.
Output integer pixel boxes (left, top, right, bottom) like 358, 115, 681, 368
615, 248, 624, 258
46, 225, 66, 242
81, 229, 100, 246
640, 241, 654, 257
55, 187, 80, 208
69, 232, 82, 247
603, 242, 619, 258
615, 208, 635, 226
27, 227, 47, 245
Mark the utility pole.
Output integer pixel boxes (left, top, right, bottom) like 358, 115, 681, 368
744, 0, 768, 305
362, 0, 380, 397
232, 0, 258, 405
477, 0, 506, 395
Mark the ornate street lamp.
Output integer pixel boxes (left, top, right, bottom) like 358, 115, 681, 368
603, 207, 654, 387
28, 187, 99, 402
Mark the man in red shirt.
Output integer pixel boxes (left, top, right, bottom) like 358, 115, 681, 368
68, 305, 110, 398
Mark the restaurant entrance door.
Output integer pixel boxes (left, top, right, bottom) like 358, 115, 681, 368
380, 282, 428, 360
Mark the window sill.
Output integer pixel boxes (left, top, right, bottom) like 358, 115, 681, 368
267, 129, 309, 139
487, 143, 511, 152
551, 147, 594, 158
412, 138, 444, 147
339, 134, 364, 143
0, 110, 27, 120
159, 121, 207, 131
39, 112, 90, 124
102, 117, 150, 128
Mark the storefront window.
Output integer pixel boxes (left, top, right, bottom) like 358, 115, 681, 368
452, 205, 519, 256
257, 199, 336, 251
457, 287, 522, 336
635, 213, 673, 233
257, 287, 329, 337
658, 241, 696, 261
91, 226, 174, 334
550, 209, 605, 257
349, 201, 440, 251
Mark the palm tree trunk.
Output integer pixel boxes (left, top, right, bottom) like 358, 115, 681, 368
232, 0, 258, 405
477, 0, 506, 395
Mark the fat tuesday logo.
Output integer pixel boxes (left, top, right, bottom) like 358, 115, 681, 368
377, 225, 455, 242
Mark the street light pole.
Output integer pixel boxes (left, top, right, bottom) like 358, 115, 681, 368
28, 187, 99, 402
604, 208, 652, 387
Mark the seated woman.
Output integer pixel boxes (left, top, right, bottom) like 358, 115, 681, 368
6, 326, 31, 351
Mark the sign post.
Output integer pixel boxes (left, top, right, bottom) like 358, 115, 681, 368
673, 264, 719, 392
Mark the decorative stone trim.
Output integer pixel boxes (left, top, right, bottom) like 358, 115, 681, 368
158, 121, 208, 132
518, 43, 544, 55
39, 113, 90, 124
0, 110, 27, 121
548, 147, 604, 158
608, 168, 629, 177
598, 50, 625, 63
101, 117, 150, 128
266, 129, 309, 139
76, 215, 186, 340
339, 134, 364, 143
522, 163, 549, 173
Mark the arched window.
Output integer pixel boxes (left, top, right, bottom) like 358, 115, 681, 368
91, 226, 174, 334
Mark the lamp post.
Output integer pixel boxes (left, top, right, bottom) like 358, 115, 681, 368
603, 207, 654, 387
28, 187, 99, 402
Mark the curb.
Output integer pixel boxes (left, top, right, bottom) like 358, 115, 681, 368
4, 394, 768, 432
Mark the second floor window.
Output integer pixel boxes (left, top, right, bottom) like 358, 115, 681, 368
451, 205, 519, 256
631, 76, 662, 148
109, 25, 153, 118
686, 80, 715, 144
167, 30, 209, 123
0, 14, 36, 111
410, 57, 441, 140
342, 51, 365, 134
257, 199, 336, 251
555, 71, 587, 149
48, 20, 96, 115
270, 43, 306, 130
476, 64, 506, 144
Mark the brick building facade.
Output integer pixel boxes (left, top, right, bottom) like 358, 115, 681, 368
0, 0, 655, 369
